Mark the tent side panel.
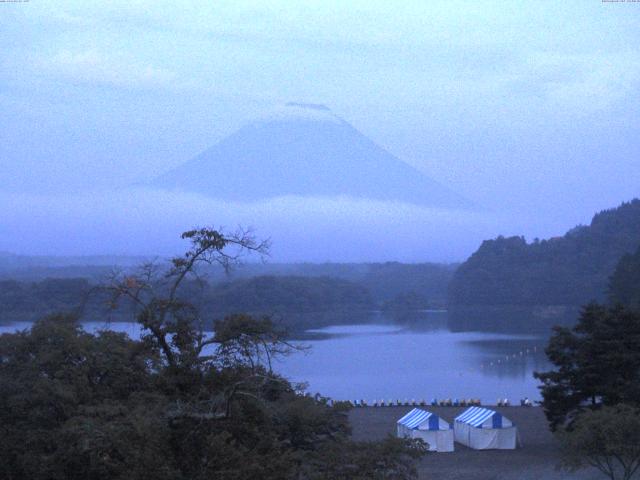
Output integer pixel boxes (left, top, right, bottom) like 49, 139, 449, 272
454, 422, 471, 447
436, 430, 454, 452
469, 427, 517, 450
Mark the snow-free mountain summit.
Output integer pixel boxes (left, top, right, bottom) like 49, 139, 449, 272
151, 103, 469, 208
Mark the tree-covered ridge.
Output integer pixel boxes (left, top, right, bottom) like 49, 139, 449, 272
449, 199, 640, 308
0, 259, 456, 308
0, 278, 92, 322
608, 244, 640, 310
206, 275, 373, 316
0, 262, 455, 330
0, 275, 373, 330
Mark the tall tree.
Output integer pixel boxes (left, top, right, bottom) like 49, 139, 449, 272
559, 404, 640, 480
0, 228, 427, 480
106, 227, 269, 373
535, 304, 640, 430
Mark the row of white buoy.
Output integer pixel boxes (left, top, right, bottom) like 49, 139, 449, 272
478, 345, 539, 370
346, 397, 534, 407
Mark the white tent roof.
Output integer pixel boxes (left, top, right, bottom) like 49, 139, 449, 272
397, 408, 448, 431
455, 407, 512, 428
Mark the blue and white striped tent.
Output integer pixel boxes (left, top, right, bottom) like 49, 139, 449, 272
455, 406, 513, 429
454, 407, 517, 450
397, 408, 454, 452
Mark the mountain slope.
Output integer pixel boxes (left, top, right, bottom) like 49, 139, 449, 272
448, 199, 640, 332
150, 103, 470, 208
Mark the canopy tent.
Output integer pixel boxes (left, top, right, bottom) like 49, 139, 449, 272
396, 408, 454, 452
454, 406, 518, 450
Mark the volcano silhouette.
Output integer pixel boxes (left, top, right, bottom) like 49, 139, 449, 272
151, 103, 470, 208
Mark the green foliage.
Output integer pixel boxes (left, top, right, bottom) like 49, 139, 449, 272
300, 436, 428, 480
354, 262, 456, 307
0, 314, 425, 479
213, 313, 301, 372
381, 291, 432, 323
206, 275, 373, 316
200, 261, 455, 308
0, 278, 91, 322
0, 275, 374, 332
534, 304, 640, 430
449, 199, 640, 331
0, 228, 426, 479
609, 244, 640, 310
1, 259, 457, 327
558, 404, 640, 480
0, 314, 165, 480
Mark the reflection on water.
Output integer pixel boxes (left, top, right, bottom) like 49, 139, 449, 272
277, 311, 551, 403
306, 324, 404, 335
464, 337, 550, 382
0, 311, 551, 403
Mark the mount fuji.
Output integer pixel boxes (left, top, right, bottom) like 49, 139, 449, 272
150, 103, 470, 209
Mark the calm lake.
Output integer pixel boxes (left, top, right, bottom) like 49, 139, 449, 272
0, 311, 550, 403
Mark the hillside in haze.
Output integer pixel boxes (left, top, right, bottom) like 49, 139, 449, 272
0, 261, 456, 330
609, 244, 640, 310
448, 199, 640, 332
150, 103, 470, 208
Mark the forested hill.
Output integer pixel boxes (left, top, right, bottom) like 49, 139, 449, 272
448, 199, 640, 332
0, 276, 373, 332
609, 244, 640, 310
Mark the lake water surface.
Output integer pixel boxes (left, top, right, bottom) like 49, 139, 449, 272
0, 312, 550, 403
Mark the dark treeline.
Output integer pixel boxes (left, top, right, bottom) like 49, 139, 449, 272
0, 229, 426, 479
448, 199, 640, 332
0, 258, 456, 306
0, 263, 456, 332
536, 255, 640, 426
608, 243, 640, 309
534, 256, 640, 479
211, 262, 457, 305
208, 275, 372, 315
0, 276, 371, 332
205, 276, 374, 332
0, 278, 93, 323
0, 274, 443, 333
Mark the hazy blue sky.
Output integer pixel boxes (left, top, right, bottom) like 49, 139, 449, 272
1, 1, 639, 261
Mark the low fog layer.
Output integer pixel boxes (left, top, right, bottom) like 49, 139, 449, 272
1, 2, 638, 262
0, 188, 560, 263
